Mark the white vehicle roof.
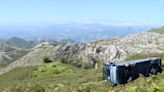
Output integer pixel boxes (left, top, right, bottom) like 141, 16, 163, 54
115, 57, 160, 66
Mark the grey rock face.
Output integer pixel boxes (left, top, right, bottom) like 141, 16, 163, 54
51, 32, 164, 65
51, 42, 127, 67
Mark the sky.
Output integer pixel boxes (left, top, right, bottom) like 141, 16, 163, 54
0, 0, 163, 26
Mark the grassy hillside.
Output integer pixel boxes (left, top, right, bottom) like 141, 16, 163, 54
0, 53, 164, 92
150, 26, 164, 34
0, 50, 29, 65
0, 44, 60, 75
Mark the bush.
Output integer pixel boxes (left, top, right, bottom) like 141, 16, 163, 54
43, 57, 52, 63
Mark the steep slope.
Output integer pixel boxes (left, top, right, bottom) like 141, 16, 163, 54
0, 42, 59, 75
0, 43, 28, 65
0, 50, 29, 65
0, 43, 16, 52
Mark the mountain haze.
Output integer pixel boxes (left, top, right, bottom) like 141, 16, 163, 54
0, 23, 152, 41
6, 37, 36, 49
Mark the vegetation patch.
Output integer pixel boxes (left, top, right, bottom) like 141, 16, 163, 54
126, 53, 164, 61
32, 62, 73, 77
0, 67, 36, 81
150, 26, 164, 34
0, 53, 164, 92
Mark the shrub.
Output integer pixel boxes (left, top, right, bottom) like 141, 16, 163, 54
43, 57, 52, 63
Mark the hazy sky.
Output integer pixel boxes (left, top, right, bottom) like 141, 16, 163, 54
0, 0, 163, 26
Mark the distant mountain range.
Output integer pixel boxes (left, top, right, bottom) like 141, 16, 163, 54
0, 37, 36, 49
0, 23, 152, 41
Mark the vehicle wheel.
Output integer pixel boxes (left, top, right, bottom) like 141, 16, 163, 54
151, 67, 157, 75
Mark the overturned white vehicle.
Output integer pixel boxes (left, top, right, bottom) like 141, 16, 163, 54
103, 57, 162, 85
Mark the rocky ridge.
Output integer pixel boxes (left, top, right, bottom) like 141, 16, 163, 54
51, 32, 164, 67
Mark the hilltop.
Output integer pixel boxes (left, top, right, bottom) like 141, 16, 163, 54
6, 37, 36, 49
150, 26, 164, 34
0, 37, 36, 49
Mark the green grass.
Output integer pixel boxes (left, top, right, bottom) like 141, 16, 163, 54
32, 62, 73, 77
0, 53, 164, 92
150, 26, 164, 34
0, 64, 6, 69
0, 61, 112, 92
0, 67, 36, 81
126, 53, 164, 61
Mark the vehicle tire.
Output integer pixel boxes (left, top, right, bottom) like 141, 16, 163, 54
151, 67, 157, 75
